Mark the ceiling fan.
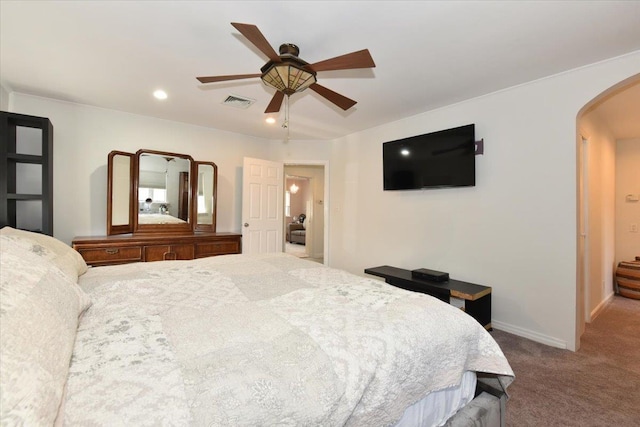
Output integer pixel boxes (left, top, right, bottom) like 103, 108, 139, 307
196, 23, 376, 114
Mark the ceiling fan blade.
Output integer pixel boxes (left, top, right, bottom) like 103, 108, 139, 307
264, 91, 285, 113
196, 74, 261, 84
307, 49, 376, 72
231, 22, 280, 62
309, 83, 357, 111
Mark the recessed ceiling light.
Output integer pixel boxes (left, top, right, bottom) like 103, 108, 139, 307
265, 117, 276, 124
153, 90, 168, 100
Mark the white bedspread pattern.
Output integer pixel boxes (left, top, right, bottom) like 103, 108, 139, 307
64, 253, 513, 426
138, 213, 186, 224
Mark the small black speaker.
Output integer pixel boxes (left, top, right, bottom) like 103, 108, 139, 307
411, 268, 449, 282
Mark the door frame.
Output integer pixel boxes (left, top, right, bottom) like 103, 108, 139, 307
575, 133, 590, 351
284, 160, 329, 264
577, 136, 590, 332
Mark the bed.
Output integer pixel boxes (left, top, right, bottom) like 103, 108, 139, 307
0, 227, 514, 426
138, 212, 187, 224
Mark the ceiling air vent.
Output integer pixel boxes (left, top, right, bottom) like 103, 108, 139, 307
221, 94, 256, 109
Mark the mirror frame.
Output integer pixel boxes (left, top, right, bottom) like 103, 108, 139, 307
107, 151, 135, 235
133, 149, 195, 234
193, 161, 218, 232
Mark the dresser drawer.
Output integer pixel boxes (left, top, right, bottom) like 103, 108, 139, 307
144, 244, 194, 262
195, 240, 240, 257
78, 246, 143, 265
72, 233, 241, 265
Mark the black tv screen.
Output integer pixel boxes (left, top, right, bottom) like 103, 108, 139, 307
383, 124, 475, 190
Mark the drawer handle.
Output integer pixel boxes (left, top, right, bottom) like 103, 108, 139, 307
105, 248, 119, 255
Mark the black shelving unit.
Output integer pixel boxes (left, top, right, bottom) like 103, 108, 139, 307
365, 265, 492, 330
0, 111, 53, 235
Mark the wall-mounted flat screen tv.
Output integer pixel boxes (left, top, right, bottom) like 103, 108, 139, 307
383, 124, 475, 190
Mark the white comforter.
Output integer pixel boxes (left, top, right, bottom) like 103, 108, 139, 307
64, 253, 513, 426
138, 213, 186, 224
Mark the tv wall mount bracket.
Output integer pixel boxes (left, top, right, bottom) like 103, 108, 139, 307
475, 139, 484, 155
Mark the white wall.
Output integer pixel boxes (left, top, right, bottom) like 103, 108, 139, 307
286, 177, 308, 221
9, 93, 271, 245
578, 110, 617, 318
325, 51, 640, 351
0, 85, 9, 110
615, 138, 640, 265
270, 139, 331, 162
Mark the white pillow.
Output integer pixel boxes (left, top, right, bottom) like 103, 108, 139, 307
0, 234, 91, 425
0, 227, 88, 282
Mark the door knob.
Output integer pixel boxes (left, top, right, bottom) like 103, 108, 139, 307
244, 223, 249, 227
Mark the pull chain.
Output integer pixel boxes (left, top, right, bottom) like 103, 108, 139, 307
282, 94, 290, 141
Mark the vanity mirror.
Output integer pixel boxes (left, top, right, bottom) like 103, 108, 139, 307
106, 149, 217, 235
135, 150, 193, 234
194, 161, 218, 232
107, 151, 135, 235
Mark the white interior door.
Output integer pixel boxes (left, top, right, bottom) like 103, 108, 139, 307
242, 157, 284, 254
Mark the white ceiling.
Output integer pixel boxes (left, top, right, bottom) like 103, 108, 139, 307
2, 1, 640, 141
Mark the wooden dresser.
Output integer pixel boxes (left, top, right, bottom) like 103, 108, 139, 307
72, 232, 241, 266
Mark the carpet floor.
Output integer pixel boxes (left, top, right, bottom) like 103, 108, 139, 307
490, 296, 640, 426
285, 242, 308, 258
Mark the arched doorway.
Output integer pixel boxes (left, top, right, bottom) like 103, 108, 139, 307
575, 73, 640, 348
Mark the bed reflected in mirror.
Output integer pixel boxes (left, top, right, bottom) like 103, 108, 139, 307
135, 150, 193, 233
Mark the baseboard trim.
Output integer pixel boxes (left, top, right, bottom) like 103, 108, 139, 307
590, 292, 614, 321
492, 320, 567, 349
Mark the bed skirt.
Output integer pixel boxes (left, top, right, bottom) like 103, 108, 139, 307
445, 376, 508, 427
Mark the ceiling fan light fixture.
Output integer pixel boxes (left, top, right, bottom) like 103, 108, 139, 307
260, 45, 317, 96
261, 63, 316, 95
197, 23, 375, 123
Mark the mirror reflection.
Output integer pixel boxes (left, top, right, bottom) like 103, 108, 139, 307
196, 163, 215, 226
111, 154, 131, 227
138, 153, 191, 225
107, 151, 135, 235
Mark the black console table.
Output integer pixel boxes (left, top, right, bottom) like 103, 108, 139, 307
365, 265, 492, 330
